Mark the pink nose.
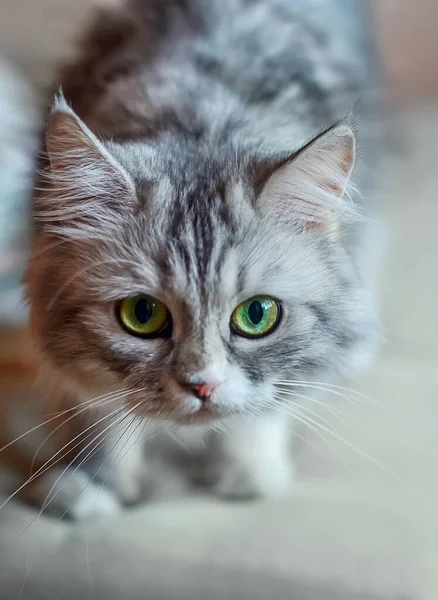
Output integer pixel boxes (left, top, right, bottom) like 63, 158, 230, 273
184, 381, 219, 402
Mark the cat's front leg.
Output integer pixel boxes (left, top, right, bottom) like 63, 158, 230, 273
21, 467, 122, 521
22, 420, 148, 519
213, 412, 294, 499
100, 420, 150, 506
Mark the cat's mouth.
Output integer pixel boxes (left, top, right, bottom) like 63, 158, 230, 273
167, 395, 231, 424
175, 400, 224, 424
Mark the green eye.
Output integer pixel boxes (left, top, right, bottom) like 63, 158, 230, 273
231, 295, 281, 338
118, 295, 171, 337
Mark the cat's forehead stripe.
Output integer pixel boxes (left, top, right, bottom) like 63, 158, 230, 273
155, 173, 237, 296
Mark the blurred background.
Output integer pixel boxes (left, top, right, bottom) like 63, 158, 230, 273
2, 0, 438, 103
0, 1, 437, 599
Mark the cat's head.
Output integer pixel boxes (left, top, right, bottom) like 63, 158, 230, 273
27, 96, 378, 423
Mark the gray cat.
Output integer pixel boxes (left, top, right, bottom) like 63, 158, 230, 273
21, 0, 381, 517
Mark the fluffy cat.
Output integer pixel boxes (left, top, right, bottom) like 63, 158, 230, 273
3, 0, 381, 518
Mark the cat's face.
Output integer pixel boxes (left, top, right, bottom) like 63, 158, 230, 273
27, 98, 377, 423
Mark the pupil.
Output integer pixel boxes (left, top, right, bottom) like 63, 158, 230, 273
248, 301, 264, 325
135, 298, 152, 324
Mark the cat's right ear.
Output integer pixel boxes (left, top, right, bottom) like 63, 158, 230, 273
255, 122, 358, 233
40, 93, 136, 236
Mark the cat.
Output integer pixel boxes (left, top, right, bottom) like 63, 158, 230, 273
2, 0, 382, 519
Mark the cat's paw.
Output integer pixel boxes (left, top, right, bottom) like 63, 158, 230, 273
214, 457, 295, 500
69, 481, 122, 521
111, 462, 151, 506
34, 468, 122, 521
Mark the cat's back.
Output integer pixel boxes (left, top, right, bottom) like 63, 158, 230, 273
61, 0, 377, 144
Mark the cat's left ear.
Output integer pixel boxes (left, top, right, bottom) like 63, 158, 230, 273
39, 93, 136, 236
257, 122, 357, 231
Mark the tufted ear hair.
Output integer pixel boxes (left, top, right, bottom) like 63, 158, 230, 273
37, 92, 136, 238
257, 122, 357, 231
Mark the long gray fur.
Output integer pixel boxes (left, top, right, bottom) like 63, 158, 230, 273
26, 0, 382, 509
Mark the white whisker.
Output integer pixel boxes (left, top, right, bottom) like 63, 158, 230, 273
0, 388, 134, 457
38, 402, 143, 518
0, 404, 126, 512
29, 388, 144, 473
274, 389, 351, 426
89, 415, 152, 514
273, 379, 389, 413
209, 420, 228, 436
292, 427, 344, 470
165, 424, 192, 453
285, 405, 399, 481
18, 413, 136, 536
285, 409, 350, 472
61, 413, 149, 522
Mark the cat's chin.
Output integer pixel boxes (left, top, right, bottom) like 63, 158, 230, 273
165, 406, 224, 425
